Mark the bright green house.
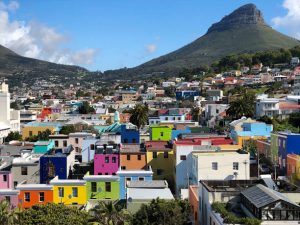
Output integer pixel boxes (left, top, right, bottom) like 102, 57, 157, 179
150, 125, 172, 141
83, 172, 120, 200
270, 133, 279, 163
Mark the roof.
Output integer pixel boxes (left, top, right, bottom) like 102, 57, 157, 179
127, 180, 167, 188
0, 189, 19, 195
16, 184, 53, 190
145, 141, 173, 151
50, 179, 86, 186
83, 175, 119, 181
279, 102, 300, 110
127, 188, 174, 200
116, 169, 153, 176
24, 121, 62, 127
241, 184, 299, 209
121, 144, 144, 153
34, 141, 53, 146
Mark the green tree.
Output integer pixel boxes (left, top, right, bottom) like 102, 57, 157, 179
5, 131, 22, 142
90, 201, 131, 225
60, 125, 76, 135
164, 86, 176, 97
191, 106, 201, 122
227, 92, 255, 119
288, 112, 300, 128
19, 203, 91, 225
133, 199, 190, 225
0, 200, 16, 225
78, 101, 95, 114
129, 104, 148, 130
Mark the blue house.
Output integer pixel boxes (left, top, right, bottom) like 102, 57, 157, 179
175, 91, 200, 100
116, 168, 153, 199
33, 140, 55, 154
39, 147, 74, 184
277, 132, 300, 175
171, 127, 191, 140
120, 124, 140, 144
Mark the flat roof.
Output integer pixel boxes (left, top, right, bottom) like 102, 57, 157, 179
128, 180, 167, 188
83, 175, 119, 181
116, 170, 153, 176
127, 188, 174, 200
0, 189, 19, 195
16, 184, 53, 190
50, 179, 86, 186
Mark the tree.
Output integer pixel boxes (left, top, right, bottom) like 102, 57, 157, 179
226, 92, 255, 119
10, 101, 20, 110
136, 96, 143, 102
0, 200, 16, 225
78, 101, 95, 114
19, 203, 91, 225
25, 129, 52, 142
288, 112, 300, 128
129, 104, 148, 130
90, 201, 131, 225
5, 131, 22, 142
164, 86, 176, 97
60, 125, 76, 135
191, 106, 201, 122
133, 199, 190, 225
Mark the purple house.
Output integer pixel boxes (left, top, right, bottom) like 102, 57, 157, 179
94, 142, 120, 175
0, 189, 19, 208
0, 171, 13, 189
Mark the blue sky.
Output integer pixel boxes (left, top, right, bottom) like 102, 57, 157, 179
0, 0, 299, 71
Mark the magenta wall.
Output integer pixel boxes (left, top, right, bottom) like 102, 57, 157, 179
0, 171, 13, 189
0, 194, 18, 208
94, 154, 119, 175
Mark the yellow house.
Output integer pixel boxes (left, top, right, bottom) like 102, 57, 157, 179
145, 141, 175, 191
22, 122, 61, 139
237, 135, 268, 147
50, 176, 87, 205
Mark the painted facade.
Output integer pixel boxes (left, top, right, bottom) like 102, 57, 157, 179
33, 140, 55, 154
22, 122, 62, 139
120, 144, 147, 170
16, 184, 53, 208
0, 171, 13, 189
120, 124, 140, 144
0, 189, 19, 208
150, 126, 172, 141
84, 172, 119, 200
287, 154, 300, 180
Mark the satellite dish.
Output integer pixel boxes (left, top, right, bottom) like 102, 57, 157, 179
98, 187, 102, 193
68, 194, 72, 199
128, 197, 132, 202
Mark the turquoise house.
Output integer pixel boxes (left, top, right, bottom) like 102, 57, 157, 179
33, 140, 55, 154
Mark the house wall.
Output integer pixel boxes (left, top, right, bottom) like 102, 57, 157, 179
22, 126, 56, 139
33, 141, 55, 154
11, 164, 40, 186
150, 126, 172, 141
86, 179, 119, 200
82, 138, 97, 163
40, 156, 67, 184
0, 192, 18, 208
287, 154, 300, 180
94, 154, 119, 175
120, 125, 140, 144
120, 153, 147, 170
52, 184, 87, 205
18, 189, 53, 208
0, 171, 13, 189
189, 186, 200, 225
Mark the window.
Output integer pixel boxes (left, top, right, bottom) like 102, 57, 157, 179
180, 155, 186, 160
55, 141, 59, 147
3, 174, 7, 182
160, 132, 164, 137
124, 138, 128, 143
137, 155, 141, 160
21, 166, 28, 175
164, 151, 168, 158
132, 138, 136, 143
24, 192, 30, 202
90, 144, 95, 150
139, 177, 144, 181
29, 131, 33, 136
5, 196, 10, 203
112, 157, 116, 163
72, 187, 78, 197
125, 177, 131, 187
121, 166, 126, 170
178, 117, 181, 121
127, 155, 131, 161
39, 192, 45, 202
105, 173, 108, 175
212, 162, 218, 170
157, 169, 163, 176
165, 117, 168, 121
91, 182, 97, 192
233, 162, 239, 170
153, 152, 157, 158
14, 182, 17, 188
105, 182, 111, 192
63, 140, 67, 147
98, 173, 102, 175
105, 157, 109, 163
58, 187, 64, 198
75, 138, 79, 144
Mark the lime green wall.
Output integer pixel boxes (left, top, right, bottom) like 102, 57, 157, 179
86, 180, 119, 200
150, 126, 172, 141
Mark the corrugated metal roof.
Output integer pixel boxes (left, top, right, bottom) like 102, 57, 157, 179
241, 184, 299, 209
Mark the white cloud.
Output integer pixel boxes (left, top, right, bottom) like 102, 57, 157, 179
272, 0, 300, 39
145, 43, 157, 53
0, 1, 97, 66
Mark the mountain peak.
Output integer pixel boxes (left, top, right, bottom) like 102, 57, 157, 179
207, 3, 266, 34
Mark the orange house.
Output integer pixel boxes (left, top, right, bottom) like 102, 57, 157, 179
16, 184, 53, 208
189, 185, 199, 225
120, 144, 147, 170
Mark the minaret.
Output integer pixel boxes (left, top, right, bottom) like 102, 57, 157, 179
0, 82, 10, 123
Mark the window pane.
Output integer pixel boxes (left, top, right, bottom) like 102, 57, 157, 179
105, 182, 111, 192
72, 187, 78, 197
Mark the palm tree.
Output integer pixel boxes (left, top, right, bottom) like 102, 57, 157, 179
129, 104, 148, 130
90, 201, 131, 225
0, 200, 15, 225
227, 91, 255, 119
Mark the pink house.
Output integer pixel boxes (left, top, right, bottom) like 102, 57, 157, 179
0, 189, 19, 208
0, 171, 13, 189
94, 142, 120, 175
